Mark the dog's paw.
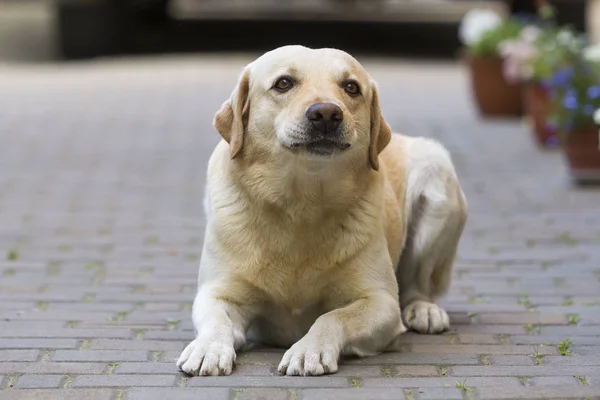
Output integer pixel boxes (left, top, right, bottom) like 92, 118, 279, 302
403, 300, 449, 334
177, 339, 236, 376
277, 338, 339, 376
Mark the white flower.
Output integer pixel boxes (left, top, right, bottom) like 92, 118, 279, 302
557, 30, 576, 45
556, 28, 584, 50
520, 26, 541, 43
584, 44, 600, 62
498, 38, 537, 83
459, 9, 503, 45
594, 108, 600, 125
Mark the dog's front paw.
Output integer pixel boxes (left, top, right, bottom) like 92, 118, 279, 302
403, 300, 450, 334
277, 337, 339, 376
177, 339, 236, 376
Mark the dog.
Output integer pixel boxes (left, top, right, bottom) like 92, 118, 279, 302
177, 45, 467, 377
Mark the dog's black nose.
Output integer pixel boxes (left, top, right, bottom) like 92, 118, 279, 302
305, 103, 343, 135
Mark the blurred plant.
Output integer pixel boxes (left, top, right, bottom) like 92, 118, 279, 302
543, 55, 600, 134
498, 3, 585, 84
498, 25, 542, 83
528, 26, 586, 83
584, 42, 600, 64
459, 9, 503, 47
595, 109, 600, 150
459, 9, 524, 57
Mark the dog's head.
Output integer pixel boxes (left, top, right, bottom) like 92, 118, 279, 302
214, 45, 392, 170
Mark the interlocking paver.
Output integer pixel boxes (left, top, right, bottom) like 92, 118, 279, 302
414, 387, 465, 400
0, 362, 107, 374
15, 375, 64, 389
0, 389, 117, 400
125, 387, 231, 400
0, 39, 599, 399
51, 350, 148, 362
237, 388, 292, 400
186, 376, 351, 388
300, 388, 407, 400
0, 350, 40, 362
70, 374, 177, 388
477, 385, 600, 399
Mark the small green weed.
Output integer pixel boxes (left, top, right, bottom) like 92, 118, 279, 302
455, 379, 473, 392
558, 338, 573, 356
568, 314, 580, 325
6, 249, 19, 261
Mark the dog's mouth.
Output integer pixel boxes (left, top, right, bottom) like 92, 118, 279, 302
289, 139, 351, 156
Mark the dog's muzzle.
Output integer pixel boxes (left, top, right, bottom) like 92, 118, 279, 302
287, 103, 351, 156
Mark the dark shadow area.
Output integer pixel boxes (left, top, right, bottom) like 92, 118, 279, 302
54, 0, 588, 61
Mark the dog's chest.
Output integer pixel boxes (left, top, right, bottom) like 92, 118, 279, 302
245, 226, 342, 307
221, 210, 371, 309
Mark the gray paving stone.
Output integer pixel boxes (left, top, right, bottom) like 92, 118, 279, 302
0, 362, 107, 374
0, 350, 40, 362
15, 374, 64, 389
300, 388, 406, 400
238, 388, 291, 400
451, 366, 600, 377
329, 365, 384, 378
414, 387, 465, 400
187, 376, 350, 388
52, 350, 148, 362
231, 364, 276, 376
115, 362, 180, 374
477, 385, 600, 399
487, 356, 535, 366
362, 376, 520, 388
88, 339, 186, 351
543, 355, 600, 366
0, 328, 133, 339
531, 376, 580, 386
71, 374, 177, 388
0, 389, 116, 400
125, 387, 231, 400
344, 353, 480, 365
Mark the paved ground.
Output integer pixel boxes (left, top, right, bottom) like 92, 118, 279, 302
1, 54, 600, 400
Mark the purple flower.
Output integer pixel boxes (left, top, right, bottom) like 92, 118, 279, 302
545, 135, 559, 147
550, 67, 574, 87
587, 85, 600, 99
541, 79, 552, 90
583, 104, 595, 115
562, 90, 578, 110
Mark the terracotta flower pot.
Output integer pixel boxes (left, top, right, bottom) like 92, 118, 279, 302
464, 53, 524, 117
561, 127, 600, 182
523, 83, 558, 148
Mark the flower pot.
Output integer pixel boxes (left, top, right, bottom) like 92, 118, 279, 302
561, 127, 600, 182
523, 83, 558, 148
464, 53, 524, 117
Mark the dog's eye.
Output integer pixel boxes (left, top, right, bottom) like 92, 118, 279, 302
273, 77, 294, 92
343, 81, 361, 96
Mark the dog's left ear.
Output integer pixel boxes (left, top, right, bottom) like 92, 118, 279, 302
368, 83, 392, 171
214, 68, 251, 159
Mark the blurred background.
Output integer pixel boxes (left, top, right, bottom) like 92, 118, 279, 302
0, 0, 596, 62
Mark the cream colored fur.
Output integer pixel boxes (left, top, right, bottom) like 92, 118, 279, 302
177, 45, 468, 377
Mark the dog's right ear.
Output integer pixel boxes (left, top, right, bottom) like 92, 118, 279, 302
368, 83, 392, 171
214, 68, 251, 159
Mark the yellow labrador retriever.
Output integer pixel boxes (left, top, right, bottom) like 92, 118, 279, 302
177, 45, 467, 377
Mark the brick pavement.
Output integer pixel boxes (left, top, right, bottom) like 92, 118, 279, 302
0, 56, 599, 400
